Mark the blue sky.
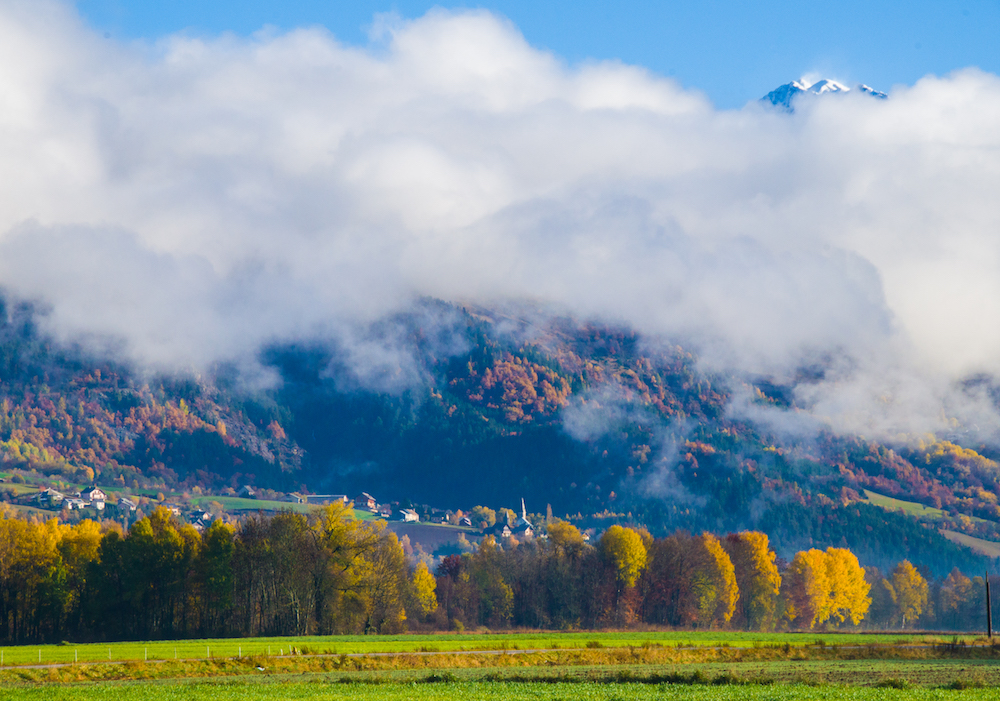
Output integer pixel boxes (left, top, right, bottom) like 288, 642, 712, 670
75, 0, 1000, 108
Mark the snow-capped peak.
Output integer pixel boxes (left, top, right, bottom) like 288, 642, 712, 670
805, 78, 849, 94
762, 78, 886, 111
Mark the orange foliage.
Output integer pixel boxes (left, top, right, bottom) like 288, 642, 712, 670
0, 369, 228, 480
452, 352, 570, 423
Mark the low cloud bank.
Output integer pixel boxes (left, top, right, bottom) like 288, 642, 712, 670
1, 2, 1000, 440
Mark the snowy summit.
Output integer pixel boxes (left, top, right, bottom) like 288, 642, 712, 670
762, 78, 887, 111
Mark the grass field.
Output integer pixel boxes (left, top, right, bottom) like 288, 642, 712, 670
3, 679, 1000, 700
941, 529, 1000, 558
188, 496, 316, 514
0, 483, 41, 496
3, 631, 1000, 695
864, 489, 993, 525
186, 496, 382, 521
0, 630, 980, 666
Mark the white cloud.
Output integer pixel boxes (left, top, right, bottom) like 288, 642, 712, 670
1, 2, 1000, 437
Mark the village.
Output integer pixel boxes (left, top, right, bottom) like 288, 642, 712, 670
2, 473, 589, 558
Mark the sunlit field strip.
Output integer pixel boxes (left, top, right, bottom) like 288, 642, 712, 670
0, 631, 978, 666
4, 682, 1000, 701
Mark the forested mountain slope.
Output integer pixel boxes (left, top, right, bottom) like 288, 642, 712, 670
0, 294, 997, 575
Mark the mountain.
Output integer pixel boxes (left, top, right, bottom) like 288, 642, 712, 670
763, 78, 888, 111
0, 293, 997, 575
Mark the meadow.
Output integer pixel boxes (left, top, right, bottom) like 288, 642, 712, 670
3, 630, 1000, 697
3, 679, 1000, 701
940, 529, 1000, 558
863, 490, 991, 525
187, 495, 315, 514
0, 631, 975, 666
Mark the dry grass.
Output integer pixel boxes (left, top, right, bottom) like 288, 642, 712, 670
940, 529, 1000, 558
6, 638, 1000, 686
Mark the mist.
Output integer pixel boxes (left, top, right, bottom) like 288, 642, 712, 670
1, 2, 1000, 440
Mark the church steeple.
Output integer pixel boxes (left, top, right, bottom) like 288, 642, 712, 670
518, 498, 533, 528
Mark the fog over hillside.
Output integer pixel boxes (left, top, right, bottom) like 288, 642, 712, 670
1, 1, 1000, 442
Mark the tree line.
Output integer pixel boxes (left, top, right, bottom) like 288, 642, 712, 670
0, 503, 434, 643
0, 507, 989, 644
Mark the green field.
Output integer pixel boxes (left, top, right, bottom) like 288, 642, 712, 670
2, 680, 1000, 700
2, 631, 1000, 695
0, 483, 41, 497
864, 489, 993, 525
186, 496, 379, 520
0, 631, 977, 666
188, 495, 315, 513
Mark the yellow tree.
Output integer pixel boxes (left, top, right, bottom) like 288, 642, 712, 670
470, 506, 496, 528
888, 560, 928, 628
58, 519, 104, 632
547, 520, 585, 551
600, 525, 647, 626
11, 518, 65, 642
356, 530, 410, 634
783, 549, 831, 629
784, 547, 870, 629
600, 525, 647, 588
312, 503, 394, 633
59, 520, 102, 567
314, 502, 382, 587
412, 561, 438, 616
723, 531, 781, 631
691, 533, 738, 628
825, 548, 871, 626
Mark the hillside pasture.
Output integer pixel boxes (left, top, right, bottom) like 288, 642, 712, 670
188, 495, 314, 514
941, 529, 1000, 558
187, 496, 383, 522
863, 490, 993, 525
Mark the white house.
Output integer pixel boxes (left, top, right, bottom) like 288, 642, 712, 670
82, 486, 106, 510
82, 486, 107, 502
